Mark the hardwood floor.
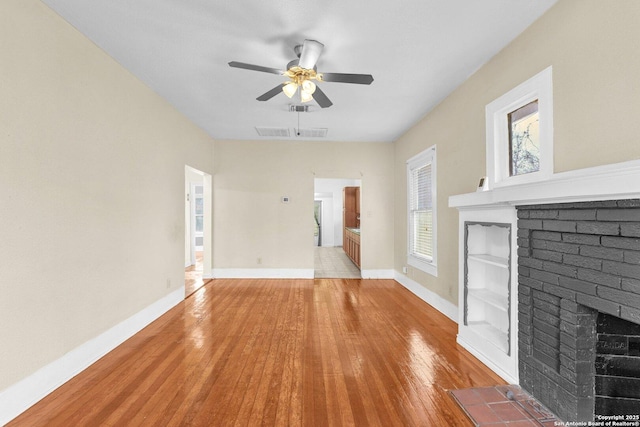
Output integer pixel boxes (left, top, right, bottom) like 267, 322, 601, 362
9, 279, 505, 426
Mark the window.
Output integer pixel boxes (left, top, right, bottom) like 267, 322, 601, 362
508, 100, 539, 176
407, 146, 437, 276
486, 66, 553, 189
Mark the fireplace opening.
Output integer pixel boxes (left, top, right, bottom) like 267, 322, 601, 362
595, 312, 640, 415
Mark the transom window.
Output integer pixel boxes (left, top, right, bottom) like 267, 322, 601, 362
486, 66, 553, 189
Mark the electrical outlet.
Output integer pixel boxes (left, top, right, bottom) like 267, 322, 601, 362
166, 279, 171, 289
402, 266, 408, 274
257, 257, 262, 265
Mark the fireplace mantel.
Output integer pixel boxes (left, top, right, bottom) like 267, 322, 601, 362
449, 159, 640, 209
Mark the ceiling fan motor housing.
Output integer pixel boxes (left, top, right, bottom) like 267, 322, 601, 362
286, 59, 317, 73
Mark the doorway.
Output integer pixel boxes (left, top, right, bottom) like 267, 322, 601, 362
185, 166, 212, 297
313, 178, 361, 278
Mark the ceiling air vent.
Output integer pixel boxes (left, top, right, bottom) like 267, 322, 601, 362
255, 127, 290, 138
294, 128, 328, 138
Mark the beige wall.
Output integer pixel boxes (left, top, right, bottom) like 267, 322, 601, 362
213, 140, 394, 272
0, 0, 213, 391
394, 0, 640, 306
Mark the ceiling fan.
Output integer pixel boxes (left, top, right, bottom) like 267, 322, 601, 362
228, 39, 374, 108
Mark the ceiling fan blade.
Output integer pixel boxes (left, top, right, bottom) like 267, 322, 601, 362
228, 61, 285, 75
321, 72, 374, 85
298, 40, 324, 70
312, 86, 333, 108
256, 84, 284, 101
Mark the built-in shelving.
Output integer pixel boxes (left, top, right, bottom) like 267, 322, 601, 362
455, 206, 519, 384
465, 222, 511, 354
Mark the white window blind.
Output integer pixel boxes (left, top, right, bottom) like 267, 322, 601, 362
409, 163, 433, 259
407, 146, 437, 276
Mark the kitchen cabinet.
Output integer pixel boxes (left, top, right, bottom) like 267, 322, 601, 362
344, 228, 360, 268
343, 187, 359, 228
343, 186, 361, 269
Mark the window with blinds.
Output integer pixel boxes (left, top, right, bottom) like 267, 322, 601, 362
407, 146, 437, 276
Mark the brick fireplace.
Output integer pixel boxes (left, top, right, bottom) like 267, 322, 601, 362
517, 200, 640, 421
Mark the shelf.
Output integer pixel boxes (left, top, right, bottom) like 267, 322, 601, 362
467, 288, 508, 312
467, 321, 509, 353
457, 210, 517, 383
449, 159, 640, 210
468, 253, 508, 268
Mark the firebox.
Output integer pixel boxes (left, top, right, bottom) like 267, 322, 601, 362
596, 312, 640, 415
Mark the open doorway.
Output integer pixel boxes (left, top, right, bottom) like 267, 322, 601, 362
313, 178, 361, 278
185, 166, 213, 297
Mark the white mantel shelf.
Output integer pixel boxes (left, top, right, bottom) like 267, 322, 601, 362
449, 159, 640, 209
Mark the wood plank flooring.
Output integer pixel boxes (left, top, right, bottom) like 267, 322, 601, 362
8, 279, 505, 426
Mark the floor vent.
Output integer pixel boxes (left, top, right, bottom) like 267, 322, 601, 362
255, 127, 290, 137
294, 128, 328, 138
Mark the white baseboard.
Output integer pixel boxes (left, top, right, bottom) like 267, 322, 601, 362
0, 288, 184, 426
360, 269, 395, 279
393, 271, 458, 323
211, 268, 314, 279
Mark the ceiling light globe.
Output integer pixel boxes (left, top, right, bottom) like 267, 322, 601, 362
301, 80, 316, 94
300, 90, 313, 103
282, 82, 298, 98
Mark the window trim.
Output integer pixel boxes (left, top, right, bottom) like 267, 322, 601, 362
486, 66, 553, 189
406, 145, 437, 277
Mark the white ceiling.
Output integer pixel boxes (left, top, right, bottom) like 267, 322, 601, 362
40, 0, 557, 142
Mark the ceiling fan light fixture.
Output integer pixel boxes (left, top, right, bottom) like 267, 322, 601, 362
300, 89, 313, 103
301, 80, 316, 94
283, 82, 298, 98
